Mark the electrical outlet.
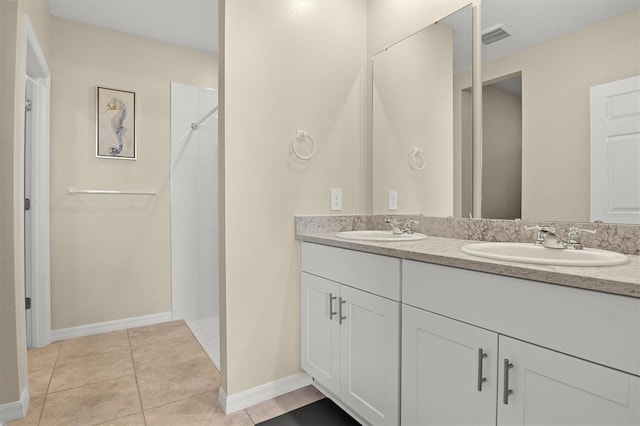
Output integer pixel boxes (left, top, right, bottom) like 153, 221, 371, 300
331, 188, 343, 211
388, 190, 398, 210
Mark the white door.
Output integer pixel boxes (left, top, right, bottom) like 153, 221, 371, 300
340, 286, 400, 426
300, 272, 341, 396
402, 306, 497, 426
498, 336, 640, 425
590, 75, 640, 224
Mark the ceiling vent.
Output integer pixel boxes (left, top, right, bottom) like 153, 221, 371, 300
481, 24, 513, 45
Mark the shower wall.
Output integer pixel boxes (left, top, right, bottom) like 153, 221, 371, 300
170, 82, 218, 321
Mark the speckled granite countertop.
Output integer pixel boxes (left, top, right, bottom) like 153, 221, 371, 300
297, 232, 640, 299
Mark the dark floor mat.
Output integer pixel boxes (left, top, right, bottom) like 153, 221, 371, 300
256, 398, 361, 426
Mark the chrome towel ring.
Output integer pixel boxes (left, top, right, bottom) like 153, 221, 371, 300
292, 130, 316, 160
408, 148, 426, 171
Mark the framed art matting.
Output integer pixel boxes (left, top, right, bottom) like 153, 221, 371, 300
96, 86, 136, 159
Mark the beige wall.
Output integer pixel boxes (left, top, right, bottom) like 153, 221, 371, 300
221, 0, 368, 395
372, 23, 454, 215
49, 17, 217, 329
483, 10, 640, 222
0, 0, 22, 406
482, 85, 522, 219
0, 0, 50, 406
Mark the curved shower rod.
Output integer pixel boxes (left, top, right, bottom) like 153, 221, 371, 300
191, 106, 219, 131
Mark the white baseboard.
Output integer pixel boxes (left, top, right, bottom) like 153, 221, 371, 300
219, 372, 312, 414
51, 311, 172, 341
0, 384, 29, 424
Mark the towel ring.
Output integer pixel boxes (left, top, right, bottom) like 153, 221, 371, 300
408, 148, 426, 171
291, 131, 315, 161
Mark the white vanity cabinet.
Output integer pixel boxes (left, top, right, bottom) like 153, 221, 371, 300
402, 305, 498, 425
402, 260, 640, 426
301, 242, 401, 425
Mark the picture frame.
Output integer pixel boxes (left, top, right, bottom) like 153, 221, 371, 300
96, 86, 136, 160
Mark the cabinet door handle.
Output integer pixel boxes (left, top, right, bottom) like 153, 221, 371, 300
338, 297, 347, 325
329, 293, 337, 320
503, 358, 514, 404
477, 348, 488, 391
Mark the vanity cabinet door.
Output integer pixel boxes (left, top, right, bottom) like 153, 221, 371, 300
301, 272, 341, 396
340, 285, 400, 426
401, 305, 498, 426
498, 336, 640, 426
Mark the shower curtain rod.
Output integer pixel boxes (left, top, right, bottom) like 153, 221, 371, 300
191, 106, 218, 130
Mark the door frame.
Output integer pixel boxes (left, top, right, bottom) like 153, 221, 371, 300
20, 16, 51, 348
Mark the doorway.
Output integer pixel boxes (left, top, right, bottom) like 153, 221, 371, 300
170, 82, 220, 370
481, 74, 522, 220
21, 17, 52, 348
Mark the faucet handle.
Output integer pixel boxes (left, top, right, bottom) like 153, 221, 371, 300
524, 225, 556, 233
403, 219, 419, 234
567, 226, 596, 242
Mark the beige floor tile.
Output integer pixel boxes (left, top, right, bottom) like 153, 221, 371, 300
95, 412, 146, 426
131, 332, 206, 371
58, 330, 130, 360
128, 320, 190, 348
39, 375, 141, 426
27, 342, 61, 397
27, 341, 61, 370
7, 394, 45, 426
144, 391, 254, 426
137, 355, 220, 410
49, 347, 134, 392
28, 364, 54, 397
244, 385, 325, 424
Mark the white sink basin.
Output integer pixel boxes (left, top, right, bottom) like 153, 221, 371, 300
461, 242, 629, 266
336, 230, 427, 242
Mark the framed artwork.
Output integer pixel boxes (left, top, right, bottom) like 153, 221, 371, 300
96, 86, 136, 159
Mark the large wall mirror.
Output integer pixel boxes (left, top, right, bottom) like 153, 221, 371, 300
479, 0, 640, 224
372, 4, 473, 217
372, 0, 640, 225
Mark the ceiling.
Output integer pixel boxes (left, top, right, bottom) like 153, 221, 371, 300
443, 0, 640, 75
48, 0, 638, 63
48, 0, 219, 54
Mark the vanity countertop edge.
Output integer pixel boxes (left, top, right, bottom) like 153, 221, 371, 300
296, 232, 640, 299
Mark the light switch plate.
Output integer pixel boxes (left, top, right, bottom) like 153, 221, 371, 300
331, 188, 343, 211
388, 190, 398, 210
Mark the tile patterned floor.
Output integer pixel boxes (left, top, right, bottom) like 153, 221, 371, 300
10, 320, 324, 426
186, 316, 220, 371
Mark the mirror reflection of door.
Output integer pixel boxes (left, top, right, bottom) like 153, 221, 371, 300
482, 74, 522, 220
590, 75, 640, 224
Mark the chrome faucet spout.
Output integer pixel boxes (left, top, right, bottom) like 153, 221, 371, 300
541, 230, 565, 249
385, 218, 403, 234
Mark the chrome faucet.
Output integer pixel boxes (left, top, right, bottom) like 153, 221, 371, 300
525, 225, 559, 247
525, 225, 596, 250
385, 218, 419, 235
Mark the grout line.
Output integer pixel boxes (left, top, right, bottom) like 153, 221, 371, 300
44, 372, 135, 395
127, 328, 148, 426
37, 341, 64, 425
245, 407, 259, 425
143, 389, 215, 415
